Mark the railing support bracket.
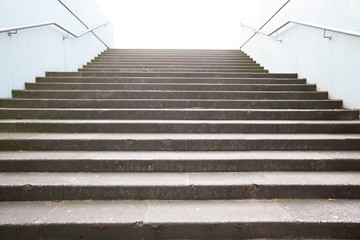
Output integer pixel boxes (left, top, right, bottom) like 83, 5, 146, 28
323, 29, 332, 40
7, 30, 17, 37
276, 31, 282, 43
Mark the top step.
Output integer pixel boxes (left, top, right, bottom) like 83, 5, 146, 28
104, 49, 245, 53
100, 49, 251, 58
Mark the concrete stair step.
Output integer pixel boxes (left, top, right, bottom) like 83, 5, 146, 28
88, 61, 259, 66
94, 56, 253, 60
83, 64, 262, 69
1, 171, 360, 200
1, 133, 360, 151
1, 108, 356, 120
45, 71, 298, 78
80, 68, 266, 73
0, 99, 343, 109
105, 48, 244, 53
91, 58, 256, 63
85, 62, 261, 67
100, 53, 249, 57
1, 199, 359, 239
1, 120, 360, 133
100, 51, 249, 55
24, 83, 316, 91
101, 52, 249, 57
1, 151, 360, 172
89, 58, 257, 66
36, 77, 305, 84
12, 90, 328, 100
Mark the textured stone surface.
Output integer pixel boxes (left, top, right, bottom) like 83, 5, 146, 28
0, 200, 360, 239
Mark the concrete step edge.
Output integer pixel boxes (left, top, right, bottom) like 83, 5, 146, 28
1, 199, 359, 239
1, 151, 360, 172
1, 133, 360, 151
1, 171, 360, 200
1, 120, 360, 133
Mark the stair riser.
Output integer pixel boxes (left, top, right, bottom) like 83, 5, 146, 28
12, 91, 328, 100
85, 63, 261, 67
25, 84, 316, 91
79, 68, 267, 73
100, 53, 250, 57
98, 51, 249, 57
1, 110, 356, 120
0, 100, 342, 109
2, 159, 360, 172
1, 123, 360, 133
1, 185, 360, 201
90, 60, 258, 65
101, 52, 249, 54
1, 222, 358, 240
1, 139, 360, 151
80, 64, 264, 69
36, 77, 305, 84
94, 56, 253, 61
46, 72, 298, 78
92, 60, 255, 65
84, 64, 261, 68
83, 61, 264, 67
105, 49, 244, 53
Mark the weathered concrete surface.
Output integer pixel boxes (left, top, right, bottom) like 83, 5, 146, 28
25, 83, 314, 91
36, 76, 305, 84
0, 150, 359, 173
1, 171, 360, 200
0, 199, 359, 239
1, 108, 357, 120
45, 71, 298, 78
1, 133, 360, 151
1, 151, 360, 172
12, 90, 328, 100
0, 99, 342, 109
1, 119, 360, 133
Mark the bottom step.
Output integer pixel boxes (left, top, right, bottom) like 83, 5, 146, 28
0, 199, 359, 239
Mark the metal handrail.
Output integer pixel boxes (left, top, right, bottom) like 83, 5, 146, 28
0, 21, 109, 39
269, 20, 360, 38
240, 20, 360, 44
57, 0, 109, 48
240, 0, 291, 49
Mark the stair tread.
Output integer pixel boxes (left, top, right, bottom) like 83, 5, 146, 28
1, 199, 359, 225
0, 108, 354, 112
1, 171, 359, 186
46, 72, 298, 78
28, 83, 308, 86
1, 133, 360, 140
1, 119, 359, 124
15, 90, 319, 93
39, 77, 300, 80
1, 150, 360, 160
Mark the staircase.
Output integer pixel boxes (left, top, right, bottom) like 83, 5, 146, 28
1, 49, 360, 239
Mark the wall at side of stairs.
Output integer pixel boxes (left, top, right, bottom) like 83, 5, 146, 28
241, 0, 360, 110
0, 0, 114, 98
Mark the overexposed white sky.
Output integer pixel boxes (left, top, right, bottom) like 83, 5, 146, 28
95, 0, 260, 49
